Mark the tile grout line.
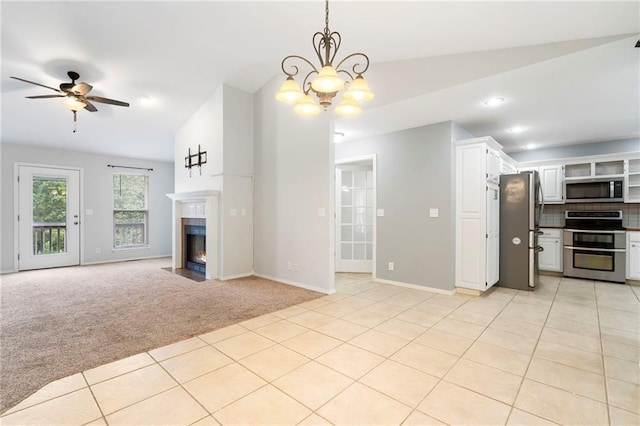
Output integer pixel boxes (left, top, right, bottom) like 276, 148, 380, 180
81, 371, 108, 426
594, 280, 613, 426
504, 275, 562, 425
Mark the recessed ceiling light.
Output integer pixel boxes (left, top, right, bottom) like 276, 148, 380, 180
482, 97, 505, 107
526, 143, 536, 150
138, 96, 156, 107
334, 132, 345, 143
507, 125, 527, 133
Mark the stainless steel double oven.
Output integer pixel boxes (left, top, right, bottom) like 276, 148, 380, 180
563, 211, 626, 283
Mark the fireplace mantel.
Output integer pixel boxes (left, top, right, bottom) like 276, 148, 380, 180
167, 190, 219, 279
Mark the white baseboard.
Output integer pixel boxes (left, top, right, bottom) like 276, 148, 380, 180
82, 254, 171, 266
1, 269, 17, 275
374, 277, 456, 295
219, 272, 254, 281
253, 272, 334, 295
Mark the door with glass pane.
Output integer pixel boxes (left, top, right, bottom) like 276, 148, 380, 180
336, 165, 373, 272
18, 166, 80, 270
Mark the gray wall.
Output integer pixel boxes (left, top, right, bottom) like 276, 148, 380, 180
1, 143, 174, 272
336, 121, 455, 291
253, 76, 334, 293
509, 137, 639, 162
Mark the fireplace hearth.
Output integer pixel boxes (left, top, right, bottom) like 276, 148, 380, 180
182, 218, 206, 274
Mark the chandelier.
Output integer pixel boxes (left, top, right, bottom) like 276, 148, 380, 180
275, 0, 374, 116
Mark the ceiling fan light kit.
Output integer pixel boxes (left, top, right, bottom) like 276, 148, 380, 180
10, 71, 130, 132
275, 0, 374, 117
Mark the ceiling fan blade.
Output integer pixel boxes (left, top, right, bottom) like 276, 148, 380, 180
26, 94, 66, 99
72, 82, 92, 96
83, 100, 98, 112
86, 96, 129, 107
10, 76, 63, 93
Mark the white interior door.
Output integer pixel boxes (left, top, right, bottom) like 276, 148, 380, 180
18, 166, 80, 270
336, 164, 373, 273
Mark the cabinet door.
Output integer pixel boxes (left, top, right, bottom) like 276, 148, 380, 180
486, 183, 500, 287
486, 149, 500, 183
539, 165, 563, 203
539, 237, 561, 272
629, 234, 640, 280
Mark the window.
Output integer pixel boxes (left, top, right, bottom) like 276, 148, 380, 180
113, 173, 148, 248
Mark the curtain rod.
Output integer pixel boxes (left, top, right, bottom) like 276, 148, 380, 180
107, 164, 154, 171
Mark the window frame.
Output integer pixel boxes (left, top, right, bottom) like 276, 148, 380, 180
112, 172, 150, 250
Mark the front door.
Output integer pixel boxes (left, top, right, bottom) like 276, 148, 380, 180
335, 164, 373, 273
18, 166, 80, 270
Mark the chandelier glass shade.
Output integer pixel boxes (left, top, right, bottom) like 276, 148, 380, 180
275, 0, 374, 117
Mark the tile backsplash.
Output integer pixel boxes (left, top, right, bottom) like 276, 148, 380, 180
540, 203, 640, 228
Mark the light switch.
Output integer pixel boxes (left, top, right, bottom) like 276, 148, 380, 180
241, 209, 247, 216
85, 209, 93, 216
230, 209, 237, 216
377, 209, 385, 217
318, 208, 326, 217
429, 208, 439, 218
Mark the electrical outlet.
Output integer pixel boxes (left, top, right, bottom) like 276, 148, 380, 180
388, 262, 394, 271
95, 248, 101, 254
287, 262, 292, 271
293, 263, 299, 272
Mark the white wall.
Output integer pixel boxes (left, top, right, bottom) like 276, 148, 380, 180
174, 87, 224, 193
0, 143, 174, 273
335, 121, 456, 292
174, 85, 254, 279
253, 76, 334, 294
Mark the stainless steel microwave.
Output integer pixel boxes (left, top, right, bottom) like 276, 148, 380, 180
564, 177, 624, 203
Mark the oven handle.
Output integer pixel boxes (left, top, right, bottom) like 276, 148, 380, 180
564, 246, 626, 253
564, 229, 626, 234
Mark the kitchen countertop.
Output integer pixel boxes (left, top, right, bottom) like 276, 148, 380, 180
627, 228, 640, 231
539, 225, 564, 229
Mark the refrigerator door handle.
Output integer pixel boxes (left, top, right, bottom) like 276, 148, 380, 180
535, 246, 544, 253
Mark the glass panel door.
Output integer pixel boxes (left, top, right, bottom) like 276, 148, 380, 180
336, 164, 373, 273
19, 166, 80, 270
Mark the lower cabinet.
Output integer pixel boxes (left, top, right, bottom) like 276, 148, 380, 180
628, 232, 640, 280
539, 228, 563, 272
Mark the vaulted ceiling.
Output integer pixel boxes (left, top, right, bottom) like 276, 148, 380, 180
2, 1, 639, 162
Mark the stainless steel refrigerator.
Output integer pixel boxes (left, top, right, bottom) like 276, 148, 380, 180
498, 171, 544, 290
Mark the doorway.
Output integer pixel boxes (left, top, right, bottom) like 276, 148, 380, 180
17, 165, 81, 270
335, 156, 376, 274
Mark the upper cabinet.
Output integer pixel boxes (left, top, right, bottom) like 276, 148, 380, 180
539, 165, 563, 204
487, 148, 501, 184
565, 159, 624, 180
519, 153, 640, 204
626, 158, 640, 203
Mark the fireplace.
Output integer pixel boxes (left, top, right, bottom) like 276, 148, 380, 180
182, 218, 206, 274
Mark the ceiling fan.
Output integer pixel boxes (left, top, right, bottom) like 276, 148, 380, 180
10, 71, 129, 132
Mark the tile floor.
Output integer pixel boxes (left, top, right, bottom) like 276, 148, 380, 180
2, 274, 639, 425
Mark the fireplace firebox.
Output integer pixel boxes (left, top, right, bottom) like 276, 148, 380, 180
182, 218, 206, 274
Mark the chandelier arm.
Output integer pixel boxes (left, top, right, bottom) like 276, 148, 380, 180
301, 70, 319, 95
335, 52, 371, 76
313, 32, 328, 66
328, 32, 341, 66
281, 55, 319, 77
336, 69, 355, 81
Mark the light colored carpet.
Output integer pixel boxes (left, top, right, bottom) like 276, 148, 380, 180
0, 257, 323, 413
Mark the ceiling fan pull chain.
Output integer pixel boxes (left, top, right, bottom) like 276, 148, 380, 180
72, 110, 78, 133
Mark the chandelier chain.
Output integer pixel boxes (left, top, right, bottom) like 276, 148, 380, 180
324, 0, 330, 35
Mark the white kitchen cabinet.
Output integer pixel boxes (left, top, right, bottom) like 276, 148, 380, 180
487, 148, 501, 184
455, 136, 502, 291
625, 158, 640, 203
627, 232, 640, 280
539, 165, 563, 204
499, 153, 518, 175
539, 228, 563, 272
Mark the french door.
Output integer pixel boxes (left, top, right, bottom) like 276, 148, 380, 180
335, 164, 373, 273
18, 166, 80, 270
